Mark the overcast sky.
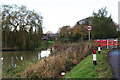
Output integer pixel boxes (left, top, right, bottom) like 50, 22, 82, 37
0, 0, 119, 33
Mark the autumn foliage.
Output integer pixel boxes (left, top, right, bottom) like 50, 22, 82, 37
21, 41, 94, 78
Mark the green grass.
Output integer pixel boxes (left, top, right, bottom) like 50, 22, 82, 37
63, 50, 113, 78
36, 41, 54, 50
2, 58, 42, 78
118, 37, 120, 45
47, 41, 55, 44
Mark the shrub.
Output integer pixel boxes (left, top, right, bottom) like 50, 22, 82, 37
10, 41, 94, 78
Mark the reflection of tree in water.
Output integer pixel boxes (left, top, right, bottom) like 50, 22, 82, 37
2, 51, 38, 70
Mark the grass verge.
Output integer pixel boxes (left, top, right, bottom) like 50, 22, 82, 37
63, 50, 113, 78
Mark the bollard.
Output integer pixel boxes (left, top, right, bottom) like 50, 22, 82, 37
93, 49, 97, 66
98, 44, 101, 54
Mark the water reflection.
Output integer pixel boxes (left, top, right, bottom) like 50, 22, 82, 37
20, 56, 23, 60
2, 50, 51, 70
0, 58, 3, 60
37, 49, 51, 59
40, 49, 51, 57
38, 53, 41, 59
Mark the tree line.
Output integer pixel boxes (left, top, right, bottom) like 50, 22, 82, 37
1, 6, 119, 49
57, 25, 88, 43
1, 5, 43, 50
57, 7, 119, 43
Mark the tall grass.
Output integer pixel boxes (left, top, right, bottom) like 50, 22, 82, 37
4, 41, 94, 78
22, 41, 94, 78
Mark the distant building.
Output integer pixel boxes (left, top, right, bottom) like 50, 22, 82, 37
49, 34, 57, 37
76, 17, 92, 25
46, 31, 53, 34
42, 31, 57, 41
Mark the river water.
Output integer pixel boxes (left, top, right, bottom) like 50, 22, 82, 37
2, 50, 51, 71
108, 48, 120, 79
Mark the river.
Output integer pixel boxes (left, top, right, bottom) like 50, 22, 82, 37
2, 50, 51, 71
108, 48, 120, 79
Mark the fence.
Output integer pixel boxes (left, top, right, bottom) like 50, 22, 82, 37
94, 39, 119, 49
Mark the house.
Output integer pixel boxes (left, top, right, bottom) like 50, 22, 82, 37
42, 31, 57, 41
76, 17, 92, 25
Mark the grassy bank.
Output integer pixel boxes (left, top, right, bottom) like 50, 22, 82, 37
3, 41, 94, 78
63, 50, 113, 78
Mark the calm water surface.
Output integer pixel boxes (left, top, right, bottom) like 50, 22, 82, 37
2, 50, 50, 70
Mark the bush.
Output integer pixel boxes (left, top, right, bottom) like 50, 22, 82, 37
7, 41, 94, 78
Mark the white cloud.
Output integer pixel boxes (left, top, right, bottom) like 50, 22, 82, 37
0, 0, 119, 33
